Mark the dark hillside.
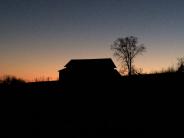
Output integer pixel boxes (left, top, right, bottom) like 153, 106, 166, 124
0, 72, 183, 136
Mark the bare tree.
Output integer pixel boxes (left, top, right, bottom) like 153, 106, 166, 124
111, 36, 146, 76
177, 57, 184, 72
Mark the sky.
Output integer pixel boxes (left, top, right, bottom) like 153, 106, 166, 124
1, 0, 184, 81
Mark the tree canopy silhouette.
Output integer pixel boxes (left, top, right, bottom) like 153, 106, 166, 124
111, 36, 146, 76
0, 75, 25, 86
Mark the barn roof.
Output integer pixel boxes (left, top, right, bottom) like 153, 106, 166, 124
59, 58, 116, 71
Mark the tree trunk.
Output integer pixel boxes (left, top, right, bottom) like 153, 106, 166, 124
128, 59, 132, 76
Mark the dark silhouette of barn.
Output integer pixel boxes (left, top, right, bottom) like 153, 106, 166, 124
58, 58, 121, 82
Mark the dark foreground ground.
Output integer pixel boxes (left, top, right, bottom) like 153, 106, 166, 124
0, 73, 183, 136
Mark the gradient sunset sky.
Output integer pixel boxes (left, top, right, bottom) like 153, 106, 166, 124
1, 0, 184, 81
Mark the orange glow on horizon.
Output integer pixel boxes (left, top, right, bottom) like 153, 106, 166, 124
1, 63, 172, 82
0, 44, 179, 82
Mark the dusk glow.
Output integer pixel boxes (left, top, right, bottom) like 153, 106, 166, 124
1, 0, 184, 81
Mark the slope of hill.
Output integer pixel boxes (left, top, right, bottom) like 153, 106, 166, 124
0, 72, 183, 136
